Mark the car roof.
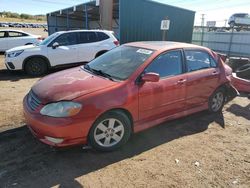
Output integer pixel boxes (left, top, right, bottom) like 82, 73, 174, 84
56, 29, 113, 34
125, 41, 210, 52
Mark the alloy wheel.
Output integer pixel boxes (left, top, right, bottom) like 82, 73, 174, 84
211, 92, 224, 112
94, 118, 125, 147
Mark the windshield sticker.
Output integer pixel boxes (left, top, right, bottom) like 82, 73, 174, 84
136, 49, 153, 55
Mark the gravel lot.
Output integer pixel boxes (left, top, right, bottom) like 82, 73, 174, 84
0, 51, 249, 187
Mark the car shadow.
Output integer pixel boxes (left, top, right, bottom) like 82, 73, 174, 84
0, 111, 225, 188
226, 103, 250, 121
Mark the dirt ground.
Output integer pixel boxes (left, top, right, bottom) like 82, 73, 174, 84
0, 53, 249, 188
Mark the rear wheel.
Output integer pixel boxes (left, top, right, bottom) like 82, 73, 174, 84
229, 22, 235, 28
88, 111, 131, 152
24, 57, 48, 76
208, 88, 225, 113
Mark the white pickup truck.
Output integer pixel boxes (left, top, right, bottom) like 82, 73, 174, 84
228, 13, 250, 28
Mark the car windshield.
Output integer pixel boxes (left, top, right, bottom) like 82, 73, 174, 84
39, 32, 60, 46
84, 46, 154, 81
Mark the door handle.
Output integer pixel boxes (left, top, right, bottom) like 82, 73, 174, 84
212, 71, 219, 75
177, 79, 186, 85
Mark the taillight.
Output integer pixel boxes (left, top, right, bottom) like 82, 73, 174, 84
113, 41, 119, 46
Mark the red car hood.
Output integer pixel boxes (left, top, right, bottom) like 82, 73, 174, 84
32, 67, 117, 103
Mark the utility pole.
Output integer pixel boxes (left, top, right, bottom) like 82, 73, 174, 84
201, 14, 205, 45
224, 19, 228, 27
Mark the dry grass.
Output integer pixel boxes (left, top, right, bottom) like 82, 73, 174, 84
0, 17, 46, 23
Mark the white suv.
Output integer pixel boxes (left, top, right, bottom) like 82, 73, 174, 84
5, 30, 119, 76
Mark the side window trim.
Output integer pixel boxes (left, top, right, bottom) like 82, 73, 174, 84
143, 49, 184, 80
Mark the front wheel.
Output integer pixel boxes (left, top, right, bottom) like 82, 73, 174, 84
24, 57, 48, 76
88, 111, 132, 152
208, 88, 225, 113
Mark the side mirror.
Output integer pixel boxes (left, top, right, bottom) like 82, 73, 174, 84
141, 72, 160, 82
52, 42, 59, 49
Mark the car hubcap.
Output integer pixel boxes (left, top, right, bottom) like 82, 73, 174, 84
211, 92, 224, 111
31, 62, 41, 73
94, 118, 125, 147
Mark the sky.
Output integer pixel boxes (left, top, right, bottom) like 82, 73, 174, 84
0, 0, 249, 26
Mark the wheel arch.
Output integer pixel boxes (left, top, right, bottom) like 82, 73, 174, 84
215, 82, 238, 102
90, 108, 134, 134
95, 50, 108, 58
23, 55, 51, 70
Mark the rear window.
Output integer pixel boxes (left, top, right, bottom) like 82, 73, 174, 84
97, 32, 110, 41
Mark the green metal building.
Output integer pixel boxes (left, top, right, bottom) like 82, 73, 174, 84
47, 0, 195, 44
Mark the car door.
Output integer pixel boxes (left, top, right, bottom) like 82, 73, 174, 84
47, 32, 78, 66
77, 31, 100, 62
138, 50, 187, 122
184, 49, 220, 109
0, 31, 8, 51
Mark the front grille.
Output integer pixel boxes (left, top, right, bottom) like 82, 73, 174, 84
27, 90, 41, 111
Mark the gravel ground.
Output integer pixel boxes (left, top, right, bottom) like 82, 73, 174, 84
0, 53, 249, 188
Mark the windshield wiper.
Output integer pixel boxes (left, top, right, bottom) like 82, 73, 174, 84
84, 64, 114, 81
92, 69, 114, 81
84, 64, 92, 72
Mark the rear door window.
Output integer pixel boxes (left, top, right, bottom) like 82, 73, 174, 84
184, 50, 218, 72
145, 50, 183, 78
79, 32, 98, 44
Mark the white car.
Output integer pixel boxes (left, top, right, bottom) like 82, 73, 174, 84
5, 30, 119, 76
0, 29, 42, 52
228, 13, 250, 28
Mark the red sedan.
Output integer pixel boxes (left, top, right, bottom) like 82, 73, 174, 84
23, 41, 237, 151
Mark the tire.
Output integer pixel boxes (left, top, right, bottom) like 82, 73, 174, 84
24, 57, 48, 76
229, 22, 235, 28
236, 27, 241, 32
208, 88, 225, 113
88, 111, 132, 152
236, 64, 250, 78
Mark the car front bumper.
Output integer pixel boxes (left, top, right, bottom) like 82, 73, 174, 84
5, 55, 24, 70
23, 95, 91, 147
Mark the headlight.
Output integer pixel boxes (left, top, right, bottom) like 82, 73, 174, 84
40, 101, 82, 118
7, 50, 24, 58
